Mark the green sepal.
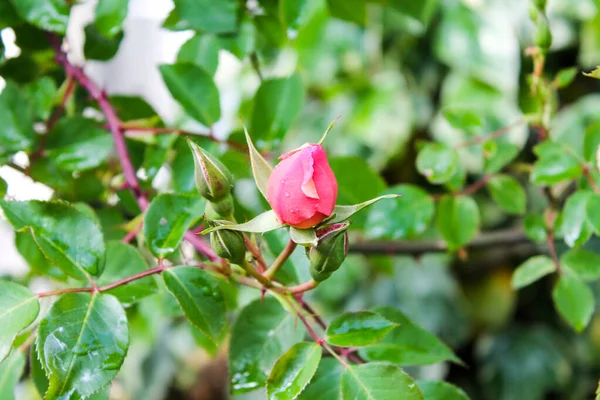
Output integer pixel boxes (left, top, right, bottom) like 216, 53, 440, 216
325, 194, 401, 224
201, 210, 284, 234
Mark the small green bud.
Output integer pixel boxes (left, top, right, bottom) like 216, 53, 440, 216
208, 220, 246, 264
533, 0, 546, 11
534, 15, 552, 50
528, 5, 539, 21
188, 139, 233, 202
309, 222, 350, 282
205, 194, 235, 220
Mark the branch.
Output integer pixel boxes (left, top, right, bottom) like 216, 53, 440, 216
454, 119, 525, 149
264, 239, 297, 279
123, 126, 248, 152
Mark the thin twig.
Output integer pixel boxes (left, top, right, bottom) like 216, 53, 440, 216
122, 125, 247, 151
454, 120, 525, 149
244, 235, 268, 272
264, 240, 297, 279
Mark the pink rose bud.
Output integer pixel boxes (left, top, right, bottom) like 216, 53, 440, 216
267, 143, 338, 229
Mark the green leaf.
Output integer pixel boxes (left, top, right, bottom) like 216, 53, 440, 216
172, 0, 239, 33
159, 63, 221, 126
280, 0, 321, 30
443, 109, 483, 134
365, 186, 433, 239
244, 124, 273, 200
417, 380, 470, 400
37, 293, 129, 400
584, 67, 600, 79
436, 196, 480, 250
0, 200, 106, 280
0, 281, 39, 363
326, 311, 398, 347
143, 193, 204, 258
10, 0, 69, 33
24, 76, 57, 120
163, 266, 226, 344
202, 210, 284, 234
97, 242, 158, 305
511, 255, 556, 290
31, 342, 49, 398
266, 342, 322, 400
484, 141, 520, 174
0, 81, 35, 156
290, 227, 317, 246
0, 178, 6, 197
552, 270, 595, 332
531, 142, 582, 185
84, 23, 124, 61
229, 297, 303, 394
487, 175, 526, 215
326, 0, 366, 24
297, 358, 343, 400
560, 249, 600, 282
94, 0, 128, 37
0, 351, 25, 400
358, 306, 460, 366
329, 194, 401, 225
0, 1, 21, 29
45, 117, 114, 172
584, 124, 600, 163
523, 214, 547, 243
416, 143, 459, 184
561, 191, 593, 248
250, 73, 304, 143
177, 33, 220, 75
587, 193, 600, 233
340, 363, 423, 400
554, 67, 578, 88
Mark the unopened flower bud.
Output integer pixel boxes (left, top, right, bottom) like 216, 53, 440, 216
188, 139, 233, 202
309, 222, 350, 282
207, 220, 246, 264
205, 194, 235, 220
534, 15, 552, 51
533, 0, 546, 11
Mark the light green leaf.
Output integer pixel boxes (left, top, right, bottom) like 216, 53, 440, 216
290, 227, 317, 246
0, 81, 35, 156
584, 67, 600, 79
552, 270, 595, 332
177, 33, 220, 75
244, 124, 273, 200
250, 73, 304, 143
280, 0, 321, 30
0, 351, 25, 400
584, 124, 600, 163
560, 249, 600, 282
297, 358, 343, 400
0, 281, 39, 363
329, 194, 401, 225
554, 67, 578, 88
94, 0, 128, 37
163, 266, 226, 343
326, 0, 366, 24
531, 142, 582, 185
229, 297, 304, 394
37, 293, 129, 400
327, 311, 398, 347
416, 143, 459, 184
202, 210, 284, 234
359, 306, 460, 366
436, 196, 480, 250
159, 63, 221, 126
443, 109, 483, 134
266, 342, 322, 400
561, 191, 593, 248
0, 178, 6, 198
172, 0, 239, 33
487, 175, 526, 215
484, 141, 520, 174
523, 214, 547, 243
586, 193, 600, 233
10, 0, 69, 33
511, 256, 556, 290
143, 193, 204, 258
417, 380, 470, 400
97, 241, 158, 305
340, 362, 423, 400
0, 200, 105, 280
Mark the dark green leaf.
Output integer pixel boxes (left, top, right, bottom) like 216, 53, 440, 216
297, 358, 343, 400
97, 242, 158, 305
0, 178, 6, 197
552, 269, 595, 332
250, 73, 304, 143
95, 0, 128, 37
15, 232, 66, 279
0, 81, 35, 156
266, 342, 321, 400
0, 1, 21, 29
46, 117, 114, 172
37, 293, 129, 399
487, 175, 526, 215
0, 200, 106, 280
229, 297, 303, 394
587, 193, 600, 233
0, 351, 25, 400
0, 281, 39, 362
531, 142, 582, 185
326, 0, 365, 24
584, 124, 600, 163
84, 23, 124, 61
159, 63, 221, 126
177, 34, 220, 75
172, 0, 239, 33
416, 143, 459, 184
560, 191, 593, 248
10, 0, 69, 33
417, 380, 470, 400
560, 249, 600, 282
340, 362, 423, 400
366, 186, 433, 239
24, 76, 57, 120
143, 193, 204, 258
218, 19, 255, 59
359, 306, 460, 366
523, 214, 547, 243
31, 342, 49, 397
163, 266, 226, 344
436, 196, 480, 250
511, 256, 556, 289
326, 311, 398, 347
